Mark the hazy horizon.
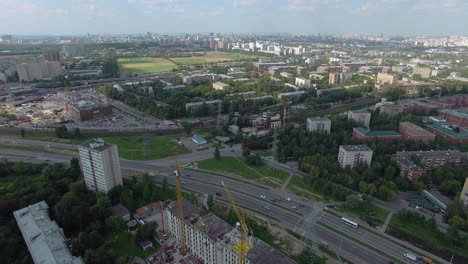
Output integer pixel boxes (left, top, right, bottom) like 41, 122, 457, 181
2, 0, 468, 36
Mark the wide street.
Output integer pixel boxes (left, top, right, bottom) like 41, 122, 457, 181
0, 138, 450, 264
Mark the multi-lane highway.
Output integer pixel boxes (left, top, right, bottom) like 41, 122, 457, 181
0, 140, 449, 264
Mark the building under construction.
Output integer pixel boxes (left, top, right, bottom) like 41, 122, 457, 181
166, 200, 297, 264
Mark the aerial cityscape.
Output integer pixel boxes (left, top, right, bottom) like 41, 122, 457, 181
2, 1, 468, 264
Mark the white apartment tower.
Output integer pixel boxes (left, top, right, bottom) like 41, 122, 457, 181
78, 138, 122, 193
348, 109, 371, 128
307, 117, 331, 133
338, 145, 373, 169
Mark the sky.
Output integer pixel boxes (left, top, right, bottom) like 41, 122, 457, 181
1, 0, 468, 36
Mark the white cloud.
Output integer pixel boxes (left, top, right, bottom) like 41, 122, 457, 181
409, 0, 467, 15
232, 0, 258, 8
285, 0, 329, 12
0, 0, 70, 16
353, 0, 414, 14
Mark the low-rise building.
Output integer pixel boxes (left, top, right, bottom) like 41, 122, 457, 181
438, 109, 468, 127
338, 145, 373, 169
213, 82, 230, 91
413, 66, 433, 79
192, 134, 207, 145
329, 72, 353, 85
377, 72, 398, 85
112, 203, 131, 222
379, 104, 405, 117
426, 124, 468, 143
13, 201, 84, 264
307, 117, 331, 133
183, 73, 218, 85
352, 127, 402, 142
295, 77, 311, 88
70, 100, 113, 121
277, 91, 307, 99
348, 109, 371, 128
394, 150, 466, 183
280, 72, 293, 78
399, 122, 436, 144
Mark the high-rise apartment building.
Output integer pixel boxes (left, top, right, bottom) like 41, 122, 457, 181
16, 61, 62, 82
43, 51, 60, 61
338, 145, 373, 169
78, 138, 122, 193
307, 117, 331, 133
329, 72, 353, 85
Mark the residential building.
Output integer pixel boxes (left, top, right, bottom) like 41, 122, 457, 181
348, 109, 371, 128
16, 61, 62, 82
426, 124, 468, 143
285, 83, 300, 90
438, 109, 468, 127
394, 150, 466, 183
379, 104, 405, 117
338, 145, 373, 169
185, 99, 222, 111
461, 178, 468, 208
183, 73, 218, 85
13, 201, 84, 264
213, 82, 230, 91
78, 138, 122, 193
277, 91, 307, 99
352, 127, 402, 142
296, 66, 306, 75
316, 87, 343, 97
377, 72, 398, 85
254, 61, 287, 73
329, 72, 353, 85
280, 72, 293, 78
295, 77, 311, 88
43, 51, 60, 61
399, 122, 436, 144
229, 124, 240, 135
413, 66, 433, 79
392, 66, 405, 73
166, 200, 298, 264
307, 117, 331, 133
305, 57, 316, 65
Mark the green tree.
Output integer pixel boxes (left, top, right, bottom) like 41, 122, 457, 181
73, 127, 81, 138
20, 128, 25, 137
135, 221, 158, 242
181, 121, 193, 134
214, 146, 221, 160
105, 216, 126, 232
102, 57, 120, 78
448, 215, 466, 229
207, 194, 214, 210
377, 185, 395, 201
345, 195, 363, 209
55, 125, 69, 139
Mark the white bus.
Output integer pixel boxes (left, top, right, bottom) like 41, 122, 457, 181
341, 217, 358, 228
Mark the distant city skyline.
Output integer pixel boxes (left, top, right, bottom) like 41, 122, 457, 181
1, 0, 468, 36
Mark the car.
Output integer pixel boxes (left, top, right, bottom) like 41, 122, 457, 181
299, 204, 305, 208
185, 174, 191, 177
260, 195, 266, 199
291, 206, 297, 209
215, 192, 222, 196
231, 150, 235, 152
285, 197, 291, 202
263, 206, 271, 211
270, 199, 277, 202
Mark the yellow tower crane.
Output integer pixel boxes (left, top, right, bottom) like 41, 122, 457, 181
121, 161, 192, 255
222, 181, 252, 264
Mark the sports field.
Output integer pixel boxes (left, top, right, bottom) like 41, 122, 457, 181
118, 52, 266, 74
118, 57, 178, 74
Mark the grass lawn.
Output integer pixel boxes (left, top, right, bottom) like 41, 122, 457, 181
388, 215, 468, 259
335, 204, 389, 227
8, 134, 190, 161
287, 176, 327, 202
198, 157, 289, 187
103, 231, 159, 260
118, 57, 178, 74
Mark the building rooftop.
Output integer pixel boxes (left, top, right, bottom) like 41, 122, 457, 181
349, 109, 371, 115
354, 127, 401, 137
186, 100, 222, 108
428, 124, 468, 138
111, 203, 130, 218
307, 117, 331, 122
213, 82, 230, 87
340, 144, 372, 152
13, 201, 84, 264
168, 200, 297, 264
439, 109, 468, 118
79, 138, 115, 152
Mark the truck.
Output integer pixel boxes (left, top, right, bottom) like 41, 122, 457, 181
417, 256, 433, 264
403, 252, 418, 262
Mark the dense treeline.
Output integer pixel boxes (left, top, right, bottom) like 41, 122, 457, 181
0, 159, 81, 264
